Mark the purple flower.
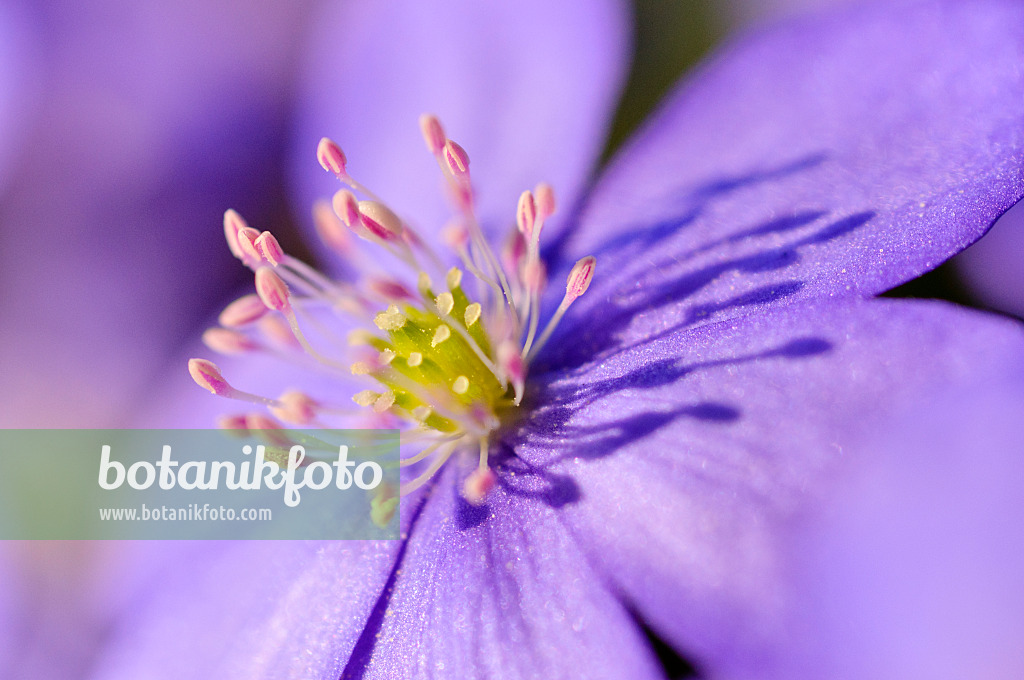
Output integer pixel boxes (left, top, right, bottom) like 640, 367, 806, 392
93, 0, 1024, 678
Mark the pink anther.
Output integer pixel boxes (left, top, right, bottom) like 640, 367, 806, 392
332, 189, 362, 227
565, 256, 596, 303
517, 190, 536, 238
523, 259, 547, 292
244, 413, 294, 447
358, 201, 404, 242
368, 277, 416, 302
497, 341, 525, 385
255, 231, 285, 267
202, 328, 261, 354
443, 139, 470, 178
502, 231, 527, 274
271, 390, 319, 425
313, 199, 352, 254
258, 314, 300, 348
236, 227, 262, 265
254, 266, 291, 312
535, 183, 556, 220
219, 294, 269, 327
316, 137, 347, 178
216, 414, 250, 432
223, 209, 249, 259
419, 114, 446, 154
188, 358, 233, 396
442, 221, 470, 250
463, 468, 497, 505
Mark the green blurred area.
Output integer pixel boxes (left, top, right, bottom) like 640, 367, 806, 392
605, 0, 725, 159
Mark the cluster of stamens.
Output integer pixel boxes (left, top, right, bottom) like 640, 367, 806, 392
189, 115, 596, 507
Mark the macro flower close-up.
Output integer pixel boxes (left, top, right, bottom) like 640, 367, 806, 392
3, 0, 1024, 678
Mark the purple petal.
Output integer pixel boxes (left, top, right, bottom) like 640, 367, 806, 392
344, 462, 664, 679
0, 1, 36, 195
754, 375, 1024, 679
290, 0, 630, 262
557, 0, 1024, 352
0, 548, 15, 673
0, 0, 314, 426
90, 541, 398, 680
954, 198, 1024, 320
0, 543, 116, 679
513, 298, 1024, 676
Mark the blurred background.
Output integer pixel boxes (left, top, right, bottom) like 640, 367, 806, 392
0, 0, 1020, 677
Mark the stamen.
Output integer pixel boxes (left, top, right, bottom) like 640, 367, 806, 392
244, 413, 294, 448
347, 329, 378, 347
223, 209, 249, 261
255, 231, 285, 267
188, 358, 232, 396
520, 259, 547, 357
400, 437, 452, 466
462, 467, 496, 506
332, 189, 362, 227
498, 341, 525, 405
259, 315, 301, 349
219, 294, 268, 327
197, 114, 599, 509
528, 255, 597, 359
373, 391, 396, 413
312, 199, 352, 255
435, 292, 455, 316
374, 305, 406, 331
535, 182, 556, 221
255, 267, 347, 369
441, 222, 469, 251
352, 390, 378, 407
517, 190, 536, 239
270, 390, 319, 425
255, 266, 291, 312
419, 114, 446, 155
445, 267, 464, 289
431, 325, 451, 347
401, 440, 458, 496
316, 137, 347, 178
202, 328, 261, 355
357, 201, 404, 243
236, 227, 262, 266
464, 303, 482, 327
350, 361, 373, 375
565, 255, 597, 302
368, 278, 416, 302
187, 358, 281, 408
443, 139, 470, 179
370, 484, 399, 527
217, 414, 249, 431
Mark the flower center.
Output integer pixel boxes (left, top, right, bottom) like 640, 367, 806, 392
188, 115, 595, 508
